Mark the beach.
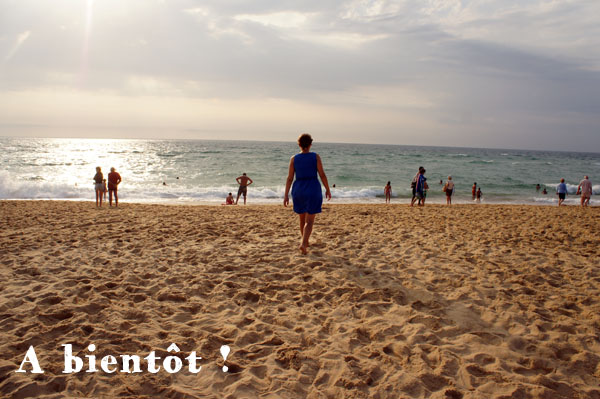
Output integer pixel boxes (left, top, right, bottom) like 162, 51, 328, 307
1, 200, 599, 398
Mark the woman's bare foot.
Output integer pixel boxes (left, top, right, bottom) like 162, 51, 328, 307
298, 244, 307, 255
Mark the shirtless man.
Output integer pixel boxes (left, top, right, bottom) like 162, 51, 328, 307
577, 175, 592, 207
235, 173, 253, 205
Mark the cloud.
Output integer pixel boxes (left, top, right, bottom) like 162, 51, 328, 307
0, 0, 598, 150
2, 30, 31, 63
234, 11, 312, 29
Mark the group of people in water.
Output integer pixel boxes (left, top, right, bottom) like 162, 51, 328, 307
385, 172, 592, 208
535, 179, 593, 207
384, 168, 477, 207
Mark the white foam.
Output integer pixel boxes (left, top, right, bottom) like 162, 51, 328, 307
545, 183, 580, 195
0, 170, 88, 199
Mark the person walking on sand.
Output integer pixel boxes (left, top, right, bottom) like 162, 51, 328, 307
577, 175, 592, 207
284, 133, 331, 255
235, 173, 253, 205
108, 167, 122, 207
444, 176, 455, 205
472, 182, 477, 200
556, 178, 568, 206
384, 181, 392, 203
93, 167, 104, 207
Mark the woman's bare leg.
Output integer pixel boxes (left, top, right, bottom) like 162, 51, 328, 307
299, 213, 306, 237
299, 214, 316, 254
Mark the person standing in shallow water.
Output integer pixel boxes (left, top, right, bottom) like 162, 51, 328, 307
235, 173, 253, 205
410, 167, 427, 207
556, 178, 567, 206
410, 166, 424, 207
284, 133, 331, 255
93, 167, 103, 207
108, 167, 122, 207
384, 181, 392, 203
577, 175, 592, 207
444, 176, 454, 205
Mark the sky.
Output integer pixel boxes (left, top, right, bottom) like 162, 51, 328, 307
0, 0, 599, 151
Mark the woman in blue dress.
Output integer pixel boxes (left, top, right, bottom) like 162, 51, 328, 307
284, 134, 331, 254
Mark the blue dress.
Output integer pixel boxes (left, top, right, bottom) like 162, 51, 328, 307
291, 152, 323, 214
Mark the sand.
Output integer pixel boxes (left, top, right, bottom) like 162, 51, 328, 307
0, 200, 599, 399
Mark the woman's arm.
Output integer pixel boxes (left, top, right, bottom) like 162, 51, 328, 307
316, 154, 331, 200
284, 156, 295, 206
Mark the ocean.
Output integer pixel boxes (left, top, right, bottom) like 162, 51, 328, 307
1, 137, 599, 205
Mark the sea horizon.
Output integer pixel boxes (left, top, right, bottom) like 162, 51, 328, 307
3, 134, 600, 156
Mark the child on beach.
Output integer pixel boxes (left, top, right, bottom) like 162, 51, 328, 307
384, 181, 392, 203
102, 179, 108, 202
223, 193, 234, 205
476, 187, 482, 202
444, 176, 454, 205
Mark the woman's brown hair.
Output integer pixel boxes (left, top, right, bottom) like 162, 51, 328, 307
298, 133, 313, 149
